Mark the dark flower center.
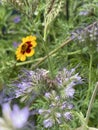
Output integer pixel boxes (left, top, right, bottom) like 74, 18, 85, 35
21, 41, 32, 54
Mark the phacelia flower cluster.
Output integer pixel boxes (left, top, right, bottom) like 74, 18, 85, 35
38, 68, 82, 128
39, 90, 73, 128
8, 67, 82, 129
10, 66, 82, 105
71, 22, 98, 43
56, 68, 82, 98
12, 68, 49, 101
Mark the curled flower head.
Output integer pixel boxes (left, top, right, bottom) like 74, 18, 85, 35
38, 67, 82, 128
16, 35, 37, 61
39, 90, 75, 128
56, 68, 82, 87
11, 68, 49, 101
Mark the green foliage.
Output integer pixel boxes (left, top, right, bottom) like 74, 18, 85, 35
0, 0, 98, 129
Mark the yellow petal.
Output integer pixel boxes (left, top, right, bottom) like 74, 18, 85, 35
31, 41, 37, 47
20, 54, 26, 61
30, 36, 36, 41
22, 38, 26, 43
26, 49, 35, 57
22, 36, 36, 43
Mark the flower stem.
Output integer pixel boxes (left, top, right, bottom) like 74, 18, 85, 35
16, 37, 75, 67
86, 53, 93, 101
85, 82, 98, 124
16, 21, 97, 67
16, 50, 81, 67
88, 54, 93, 94
81, 82, 98, 130
16, 58, 43, 66
43, 24, 54, 78
31, 37, 74, 69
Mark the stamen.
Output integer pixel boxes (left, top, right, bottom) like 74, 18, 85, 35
21, 44, 28, 54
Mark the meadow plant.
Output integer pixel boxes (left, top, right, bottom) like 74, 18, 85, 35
38, 90, 73, 128
37, 67, 82, 128
11, 68, 49, 102
0, 0, 98, 130
71, 22, 98, 43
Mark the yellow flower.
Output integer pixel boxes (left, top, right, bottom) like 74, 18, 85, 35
16, 35, 37, 61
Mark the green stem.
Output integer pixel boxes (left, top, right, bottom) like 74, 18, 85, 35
86, 53, 93, 101
43, 23, 47, 42
16, 58, 43, 66
81, 82, 98, 130
85, 82, 98, 124
88, 54, 93, 94
16, 50, 80, 67
43, 41, 54, 78
31, 37, 74, 69
16, 21, 97, 67
43, 24, 54, 78
16, 38, 77, 67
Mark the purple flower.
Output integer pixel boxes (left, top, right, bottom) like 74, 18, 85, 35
45, 92, 51, 98
14, 81, 32, 98
73, 73, 82, 83
55, 96, 60, 101
38, 109, 51, 116
56, 68, 82, 87
61, 101, 67, 110
38, 109, 45, 114
66, 82, 76, 88
13, 42, 19, 48
10, 105, 29, 128
11, 68, 49, 101
67, 103, 74, 109
13, 16, 21, 23
79, 11, 89, 16
1, 103, 29, 129
2, 103, 11, 122
36, 67, 82, 127
43, 118, 53, 128
56, 112, 61, 118
64, 112, 72, 120
21, 68, 48, 82
65, 86, 75, 98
